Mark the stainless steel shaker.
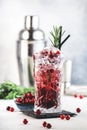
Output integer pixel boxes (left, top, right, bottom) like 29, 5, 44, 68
17, 15, 46, 87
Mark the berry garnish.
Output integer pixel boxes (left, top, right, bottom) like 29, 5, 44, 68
46, 123, 52, 129
56, 50, 61, 55
60, 114, 65, 120
76, 107, 81, 113
10, 107, 14, 112
79, 95, 84, 99
6, 106, 10, 111
42, 121, 47, 127
36, 109, 41, 115
23, 118, 28, 124
65, 115, 71, 120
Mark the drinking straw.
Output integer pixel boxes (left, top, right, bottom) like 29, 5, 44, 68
59, 34, 70, 50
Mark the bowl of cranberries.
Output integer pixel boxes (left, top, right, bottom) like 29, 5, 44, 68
15, 92, 35, 111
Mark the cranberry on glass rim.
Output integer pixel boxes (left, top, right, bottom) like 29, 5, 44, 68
33, 46, 63, 113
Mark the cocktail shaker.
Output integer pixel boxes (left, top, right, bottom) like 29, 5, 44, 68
17, 15, 46, 87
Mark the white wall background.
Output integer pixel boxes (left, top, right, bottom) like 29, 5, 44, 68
0, 0, 87, 85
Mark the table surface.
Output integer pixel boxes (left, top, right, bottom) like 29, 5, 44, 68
0, 95, 87, 130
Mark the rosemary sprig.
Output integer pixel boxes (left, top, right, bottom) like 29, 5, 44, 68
50, 26, 70, 50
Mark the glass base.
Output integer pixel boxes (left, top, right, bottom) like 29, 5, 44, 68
34, 105, 61, 113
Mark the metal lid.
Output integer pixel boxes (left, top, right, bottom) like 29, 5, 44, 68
25, 15, 39, 30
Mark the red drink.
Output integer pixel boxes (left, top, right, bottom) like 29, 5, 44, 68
33, 47, 63, 113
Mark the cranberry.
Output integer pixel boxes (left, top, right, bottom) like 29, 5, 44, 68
76, 107, 81, 113
46, 123, 52, 129
50, 69, 54, 73
49, 51, 54, 58
6, 106, 10, 111
31, 98, 35, 103
16, 97, 22, 103
28, 92, 34, 99
60, 114, 65, 120
42, 121, 47, 127
23, 118, 28, 124
56, 50, 61, 55
65, 115, 71, 120
10, 107, 14, 112
36, 109, 41, 115
24, 98, 29, 103
74, 94, 78, 98
43, 50, 48, 56
79, 95, 84, 99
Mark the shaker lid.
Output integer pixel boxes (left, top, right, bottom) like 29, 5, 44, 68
25, 15, 39, 29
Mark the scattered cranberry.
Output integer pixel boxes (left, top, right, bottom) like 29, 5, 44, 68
6, 106, 10, 111
79, 95, 84, 99
42, 121, 47, 127
6, 106, 14, 112
46, 123, 52, 129
36, 109, 41, 115
60, 114, 65, 120
74, 94, 84, 99
10, 107, 14, 112
23, 118, 28, 124
65, 115, 71, 120
74, 94, 78, 98
76, 107, 81, 113
42, 121, 52, 129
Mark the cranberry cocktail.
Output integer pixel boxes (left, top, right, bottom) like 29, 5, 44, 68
33, 47, 63, 113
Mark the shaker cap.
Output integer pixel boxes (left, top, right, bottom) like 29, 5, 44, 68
25, 15, 39, 29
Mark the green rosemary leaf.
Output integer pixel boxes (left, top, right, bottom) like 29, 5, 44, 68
49, 25, 70, 50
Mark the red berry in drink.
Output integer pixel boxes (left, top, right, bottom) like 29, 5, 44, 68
42, 121, 47, 127
60, 114, 65, 120
76, 107, 81, 113
46, 123, 52, 129
23, 118, 28, 124
65, 115, 71, 120
56, 50, 61, 55
36, 109, 41, 115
